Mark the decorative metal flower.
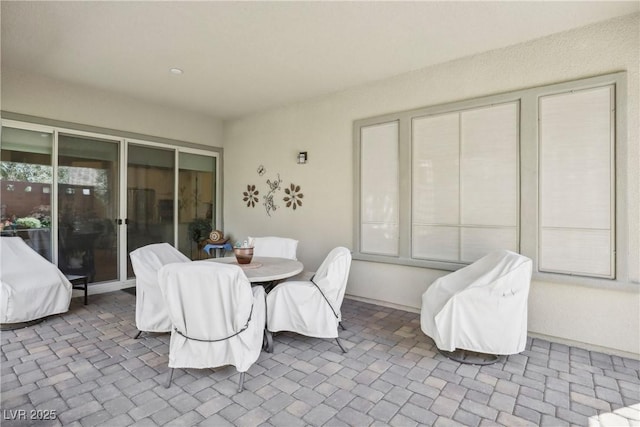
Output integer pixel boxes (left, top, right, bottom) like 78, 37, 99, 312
284, 183, 304, 210
243, 184, 259, 207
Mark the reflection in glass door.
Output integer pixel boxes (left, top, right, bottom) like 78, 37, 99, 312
127, 144, 175, 277
178, 152, 217, 259
58, 134, 119, 283
0, 127, 54, 260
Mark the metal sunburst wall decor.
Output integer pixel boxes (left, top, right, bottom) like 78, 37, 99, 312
283, 183, 303, 210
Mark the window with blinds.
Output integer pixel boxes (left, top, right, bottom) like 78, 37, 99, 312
359, 121, 400, 256
354, 73, 623, 283
538, 85, 615, 278
412, 102, 519, 263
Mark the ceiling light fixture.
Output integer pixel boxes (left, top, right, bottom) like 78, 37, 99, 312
170, 68, 183, 75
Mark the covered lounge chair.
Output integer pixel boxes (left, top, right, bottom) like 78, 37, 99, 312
420, 249, 532, 362
1, 237, 72, 326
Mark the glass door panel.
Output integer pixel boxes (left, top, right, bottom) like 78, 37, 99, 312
58, 134, 119, 283
178, 152, 217, 259
127, 144, 175, 277
0, 127, 53, 260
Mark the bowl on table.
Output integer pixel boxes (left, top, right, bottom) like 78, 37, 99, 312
233, 247, 254, 264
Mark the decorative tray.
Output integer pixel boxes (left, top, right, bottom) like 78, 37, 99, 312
236, 262, 262, 270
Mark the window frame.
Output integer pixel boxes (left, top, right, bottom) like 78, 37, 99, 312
353, 72, 629, 289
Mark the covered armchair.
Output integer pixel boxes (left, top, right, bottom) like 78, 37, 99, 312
1, 237, 72, 325
266, 246, 352, 352
129, 243, 190, 337
420, 249, 532, 359
158, 261, 266, 392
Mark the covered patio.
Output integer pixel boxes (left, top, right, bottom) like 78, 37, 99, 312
1, 292, 638, 426
1, 2, 639, 426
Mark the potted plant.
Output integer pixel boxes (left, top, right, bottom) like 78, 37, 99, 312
187, 218, 212, 243
15, 217, 42, 229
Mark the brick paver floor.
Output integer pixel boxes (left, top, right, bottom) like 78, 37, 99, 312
1, 291, 638, 426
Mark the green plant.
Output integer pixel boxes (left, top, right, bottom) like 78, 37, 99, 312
15, 217, 42, 229
187, 218, 212, 243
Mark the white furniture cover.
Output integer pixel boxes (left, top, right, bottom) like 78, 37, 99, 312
248, 236, 298, 260
267, 247, 351, 339
420, 249, 532, 355
158, 261, 266, 377
1, 237, 72, 323
129, 243, 190, 333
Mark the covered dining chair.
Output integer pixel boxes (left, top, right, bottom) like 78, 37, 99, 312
248, 236, 298, 260
159, 261, 266, 392
420, 249, 532, 362
129, 243, 190, 338
249, 236, 309, 285
1, 237, 72, 326
266, 246, 351, 353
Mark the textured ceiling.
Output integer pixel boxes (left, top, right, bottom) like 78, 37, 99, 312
2, 1, 638, 119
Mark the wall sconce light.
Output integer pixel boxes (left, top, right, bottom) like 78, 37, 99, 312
297, 151, 308, 164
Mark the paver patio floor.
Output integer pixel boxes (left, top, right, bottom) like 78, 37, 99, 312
1, 291, 638, 426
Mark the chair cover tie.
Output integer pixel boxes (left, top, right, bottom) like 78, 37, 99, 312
173, 303, 254, 342
311, 277, 339, 319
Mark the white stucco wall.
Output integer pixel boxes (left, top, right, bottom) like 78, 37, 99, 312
1, 68, 224, 147
223, 14, 640, 355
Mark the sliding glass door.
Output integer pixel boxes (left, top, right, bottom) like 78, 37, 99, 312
57, 133, 120, 283
178, 152, 217, 259
126, 144, 175, 277
0, 127, 54, 260
3, 120, 222, 287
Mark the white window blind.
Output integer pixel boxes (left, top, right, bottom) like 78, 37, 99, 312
412, 112, 460, 261
360, 121, 399, 256
412, 102, 519, 263
539, 86, 614, 278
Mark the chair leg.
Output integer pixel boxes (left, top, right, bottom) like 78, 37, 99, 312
339, 322, 346, 331
265, 330, 274, 353
335, 337, 347, 353
237, 372, 245, 393
134, 330, 142, 339
165, 368, 174, 388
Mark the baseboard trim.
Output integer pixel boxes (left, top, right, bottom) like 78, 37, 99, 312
527, 332, 639, 360
344, 294, 420, 314
344, 294, 639, 359
72, 279, 135, 300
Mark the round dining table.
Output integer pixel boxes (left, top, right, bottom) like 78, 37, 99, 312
204, 256, 303, 283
